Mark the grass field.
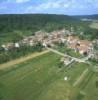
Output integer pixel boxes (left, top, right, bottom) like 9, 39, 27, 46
90, 22, 98, 29
0, 50, 49, 70
0, 52, 97, 100
54, 45, 84, 58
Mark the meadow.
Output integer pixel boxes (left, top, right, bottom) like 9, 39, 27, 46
90, 22, 98, 29
0, 52, 97, 100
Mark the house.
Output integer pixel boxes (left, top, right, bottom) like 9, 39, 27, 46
67, 35, 93, 55
15, 43, 20, 48
67, 35, 79, 44
67, 35, 79, 49
42, 42, 47, 47
60, 38, 66, 43
1, 43, 14, 51
61, 57, 72, 66
92, 50, 98, 60
51, 29, 66, 39
51, 31, 60, 39
1, 45, 7, 51
21, 36, 35, 46
42, 38, 55, 47
35, 30, 48, 42
78, 40, 93, 54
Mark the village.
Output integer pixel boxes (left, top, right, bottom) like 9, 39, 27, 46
1, 0, 98, 99
0, 27, 98, 65
0, 27, 98, 100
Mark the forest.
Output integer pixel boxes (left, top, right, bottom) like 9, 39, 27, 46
0, 14, 90, 44
0, 14, 98, 64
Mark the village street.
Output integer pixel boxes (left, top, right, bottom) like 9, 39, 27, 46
46, 47, 91, 65
0, 46, 92, 70
0, 43, 92, 71
46, 47, 92, 87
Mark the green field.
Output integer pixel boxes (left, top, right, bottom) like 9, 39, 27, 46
54, 45, 84, 58
0, 52, 97, 100
90, 22, 98, 29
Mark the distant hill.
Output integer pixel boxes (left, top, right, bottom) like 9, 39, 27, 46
0, 14, 75, 33
0, 14, 78, 44
0, 14, 89, 44
73, 14, 98, 20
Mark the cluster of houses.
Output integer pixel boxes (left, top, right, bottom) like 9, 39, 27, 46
1, 42, 20, 51
0, 29, 66, 51
0, 28, 98, 61
66, 35, 94, 55
66, 35, 98, 62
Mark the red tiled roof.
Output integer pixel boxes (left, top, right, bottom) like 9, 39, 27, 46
79, 40, 91, 46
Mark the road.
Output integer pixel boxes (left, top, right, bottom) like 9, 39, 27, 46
46, 47, 65, 56
46, 47, 91, 64
47, 47, 91, 87
0, 47, 91, 70
0, 50, 49, 70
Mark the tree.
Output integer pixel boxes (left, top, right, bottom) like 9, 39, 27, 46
58, 61, 64, 68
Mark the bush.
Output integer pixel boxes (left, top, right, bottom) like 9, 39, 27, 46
58, 61, 64, 68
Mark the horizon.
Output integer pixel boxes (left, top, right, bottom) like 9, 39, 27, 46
0, 0, 98, 15
0, 13, 98, 16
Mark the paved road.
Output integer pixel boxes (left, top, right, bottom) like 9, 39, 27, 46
47, 47, 91, 64
46, 47, 91, 87
47, 47, 65, 56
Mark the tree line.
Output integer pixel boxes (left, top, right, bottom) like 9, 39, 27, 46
0, 14, 90, 44
0, 42, 43, 64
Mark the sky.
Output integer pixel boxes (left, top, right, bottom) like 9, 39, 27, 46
0, 0, 98, 15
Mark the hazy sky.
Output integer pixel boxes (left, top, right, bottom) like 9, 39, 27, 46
0, 0, 98, 15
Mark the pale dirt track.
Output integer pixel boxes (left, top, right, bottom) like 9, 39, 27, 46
73, 68, 89, 87
0, 50, 49, 70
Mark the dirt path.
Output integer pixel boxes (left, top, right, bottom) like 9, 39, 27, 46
0, 50, 49, 70
73, 68, 89, 87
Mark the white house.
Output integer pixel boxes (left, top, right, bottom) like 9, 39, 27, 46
15, 43, 20, 48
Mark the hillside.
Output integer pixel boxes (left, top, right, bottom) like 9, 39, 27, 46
0, 14, 75, 33
0, 14, 78, 44
0, 14, 94, 45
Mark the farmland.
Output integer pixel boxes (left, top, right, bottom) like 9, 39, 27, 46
0, 51, 97, 100
90, 22, 98, 29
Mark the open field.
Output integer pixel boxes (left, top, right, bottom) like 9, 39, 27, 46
73, 68, 89, 87
90, 22, 98, 29
0, 50, 49, 70
83, 73, 98, 100
0, 52, 97, 100
54, 45, 84, 58
0, 13, 98, 100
